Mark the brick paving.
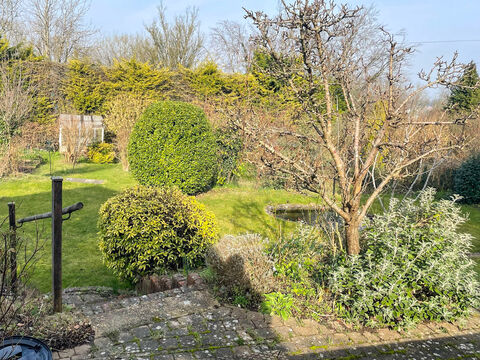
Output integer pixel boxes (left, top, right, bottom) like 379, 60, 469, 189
54, 284, 480, 359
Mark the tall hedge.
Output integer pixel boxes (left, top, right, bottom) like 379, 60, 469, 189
128, 101, 218, 195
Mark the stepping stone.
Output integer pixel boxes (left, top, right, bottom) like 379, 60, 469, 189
65, 177, 105, 184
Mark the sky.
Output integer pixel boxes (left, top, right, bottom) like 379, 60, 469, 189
88, 0, 480, 86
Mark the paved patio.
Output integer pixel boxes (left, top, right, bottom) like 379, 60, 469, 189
54, 285, 480, 359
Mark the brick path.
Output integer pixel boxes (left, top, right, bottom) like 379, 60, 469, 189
54, 285, 480, 359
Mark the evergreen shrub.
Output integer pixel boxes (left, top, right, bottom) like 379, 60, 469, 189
327, 189, 480, 328
454, 153, 480, 204
214, 126, 242, 185
128, 101, 218, 195
87, 142, 115, 164
98, 186, 218, 281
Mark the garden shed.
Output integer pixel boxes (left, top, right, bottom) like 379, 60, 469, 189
58, 114, 104, 153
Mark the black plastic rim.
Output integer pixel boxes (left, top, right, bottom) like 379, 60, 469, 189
0, 336, 52, 360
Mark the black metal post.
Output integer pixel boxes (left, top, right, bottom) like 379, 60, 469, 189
52, 177, 63, 313
8, 202, 16, 293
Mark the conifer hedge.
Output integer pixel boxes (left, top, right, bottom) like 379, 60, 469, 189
454, 153, 480, 204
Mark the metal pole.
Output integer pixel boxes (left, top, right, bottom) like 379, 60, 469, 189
8, 202, 16, 293
52, 177, 63, 313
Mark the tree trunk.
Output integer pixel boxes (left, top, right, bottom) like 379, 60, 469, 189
345, 218, 360, 255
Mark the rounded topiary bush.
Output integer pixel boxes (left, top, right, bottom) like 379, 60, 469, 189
128, 101, 218, 195
98, 186, 218, 281
454, 153, 480, 204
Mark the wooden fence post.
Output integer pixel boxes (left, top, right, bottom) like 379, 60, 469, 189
8, 202, 16, 293
52, 177, 63, 313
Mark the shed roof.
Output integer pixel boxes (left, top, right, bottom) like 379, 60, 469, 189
59, 114, 103, 127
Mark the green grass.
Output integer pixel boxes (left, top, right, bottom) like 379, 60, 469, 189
197, 182, 319, 238
1, 153, 479, 292
0, 154, 136, 292
0, 154, 319, 292
460, 204, 480, 252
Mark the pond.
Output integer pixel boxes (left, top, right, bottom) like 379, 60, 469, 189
267, 205, 374, 229
266, 204, 342, 226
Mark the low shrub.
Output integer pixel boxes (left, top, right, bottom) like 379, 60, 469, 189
207, 228, 331, 317
327, 188, 480, 328
206, 234, 277, 306
265, 225, 330, 321
260, 292, 297, 320
454, 153, 480, 204
98, 186, 218, 281
267, 224, 325, 281
128, 101, 218, 195
87, 142, 115, 164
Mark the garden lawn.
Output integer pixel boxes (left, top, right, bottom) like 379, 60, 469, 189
2, 155, 479, 292
0, 154, 136, 293
197, 182, 321, 238
0, 155, 319, 292
460, 204, 480, 252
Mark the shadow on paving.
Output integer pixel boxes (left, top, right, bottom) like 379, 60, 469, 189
58, 284, 480, 359
283, 332, 480, 360
208, 244, 480, 360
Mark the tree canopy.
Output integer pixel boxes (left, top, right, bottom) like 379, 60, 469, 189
447, 61, 480, 113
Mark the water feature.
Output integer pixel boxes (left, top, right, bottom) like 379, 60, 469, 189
266, 204, 342, 226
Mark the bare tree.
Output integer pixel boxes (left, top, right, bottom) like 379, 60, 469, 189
210, 20, 255, 73
27, 0, 95, 62
0, 63, 33, 143
0, 61, 35, 177
89, 33, 154, 66
0, 0, 23, 44
145, 1, 204, 69
241, 0, 475, 255
103, 93, 153, 170
62, 118, 92, 169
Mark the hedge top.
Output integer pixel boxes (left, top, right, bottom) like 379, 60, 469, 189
128, 101, 218, 195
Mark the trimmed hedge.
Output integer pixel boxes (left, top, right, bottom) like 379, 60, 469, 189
98, 186, 218, 281
454, 153, 480, 204
128, 101, 218, 195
